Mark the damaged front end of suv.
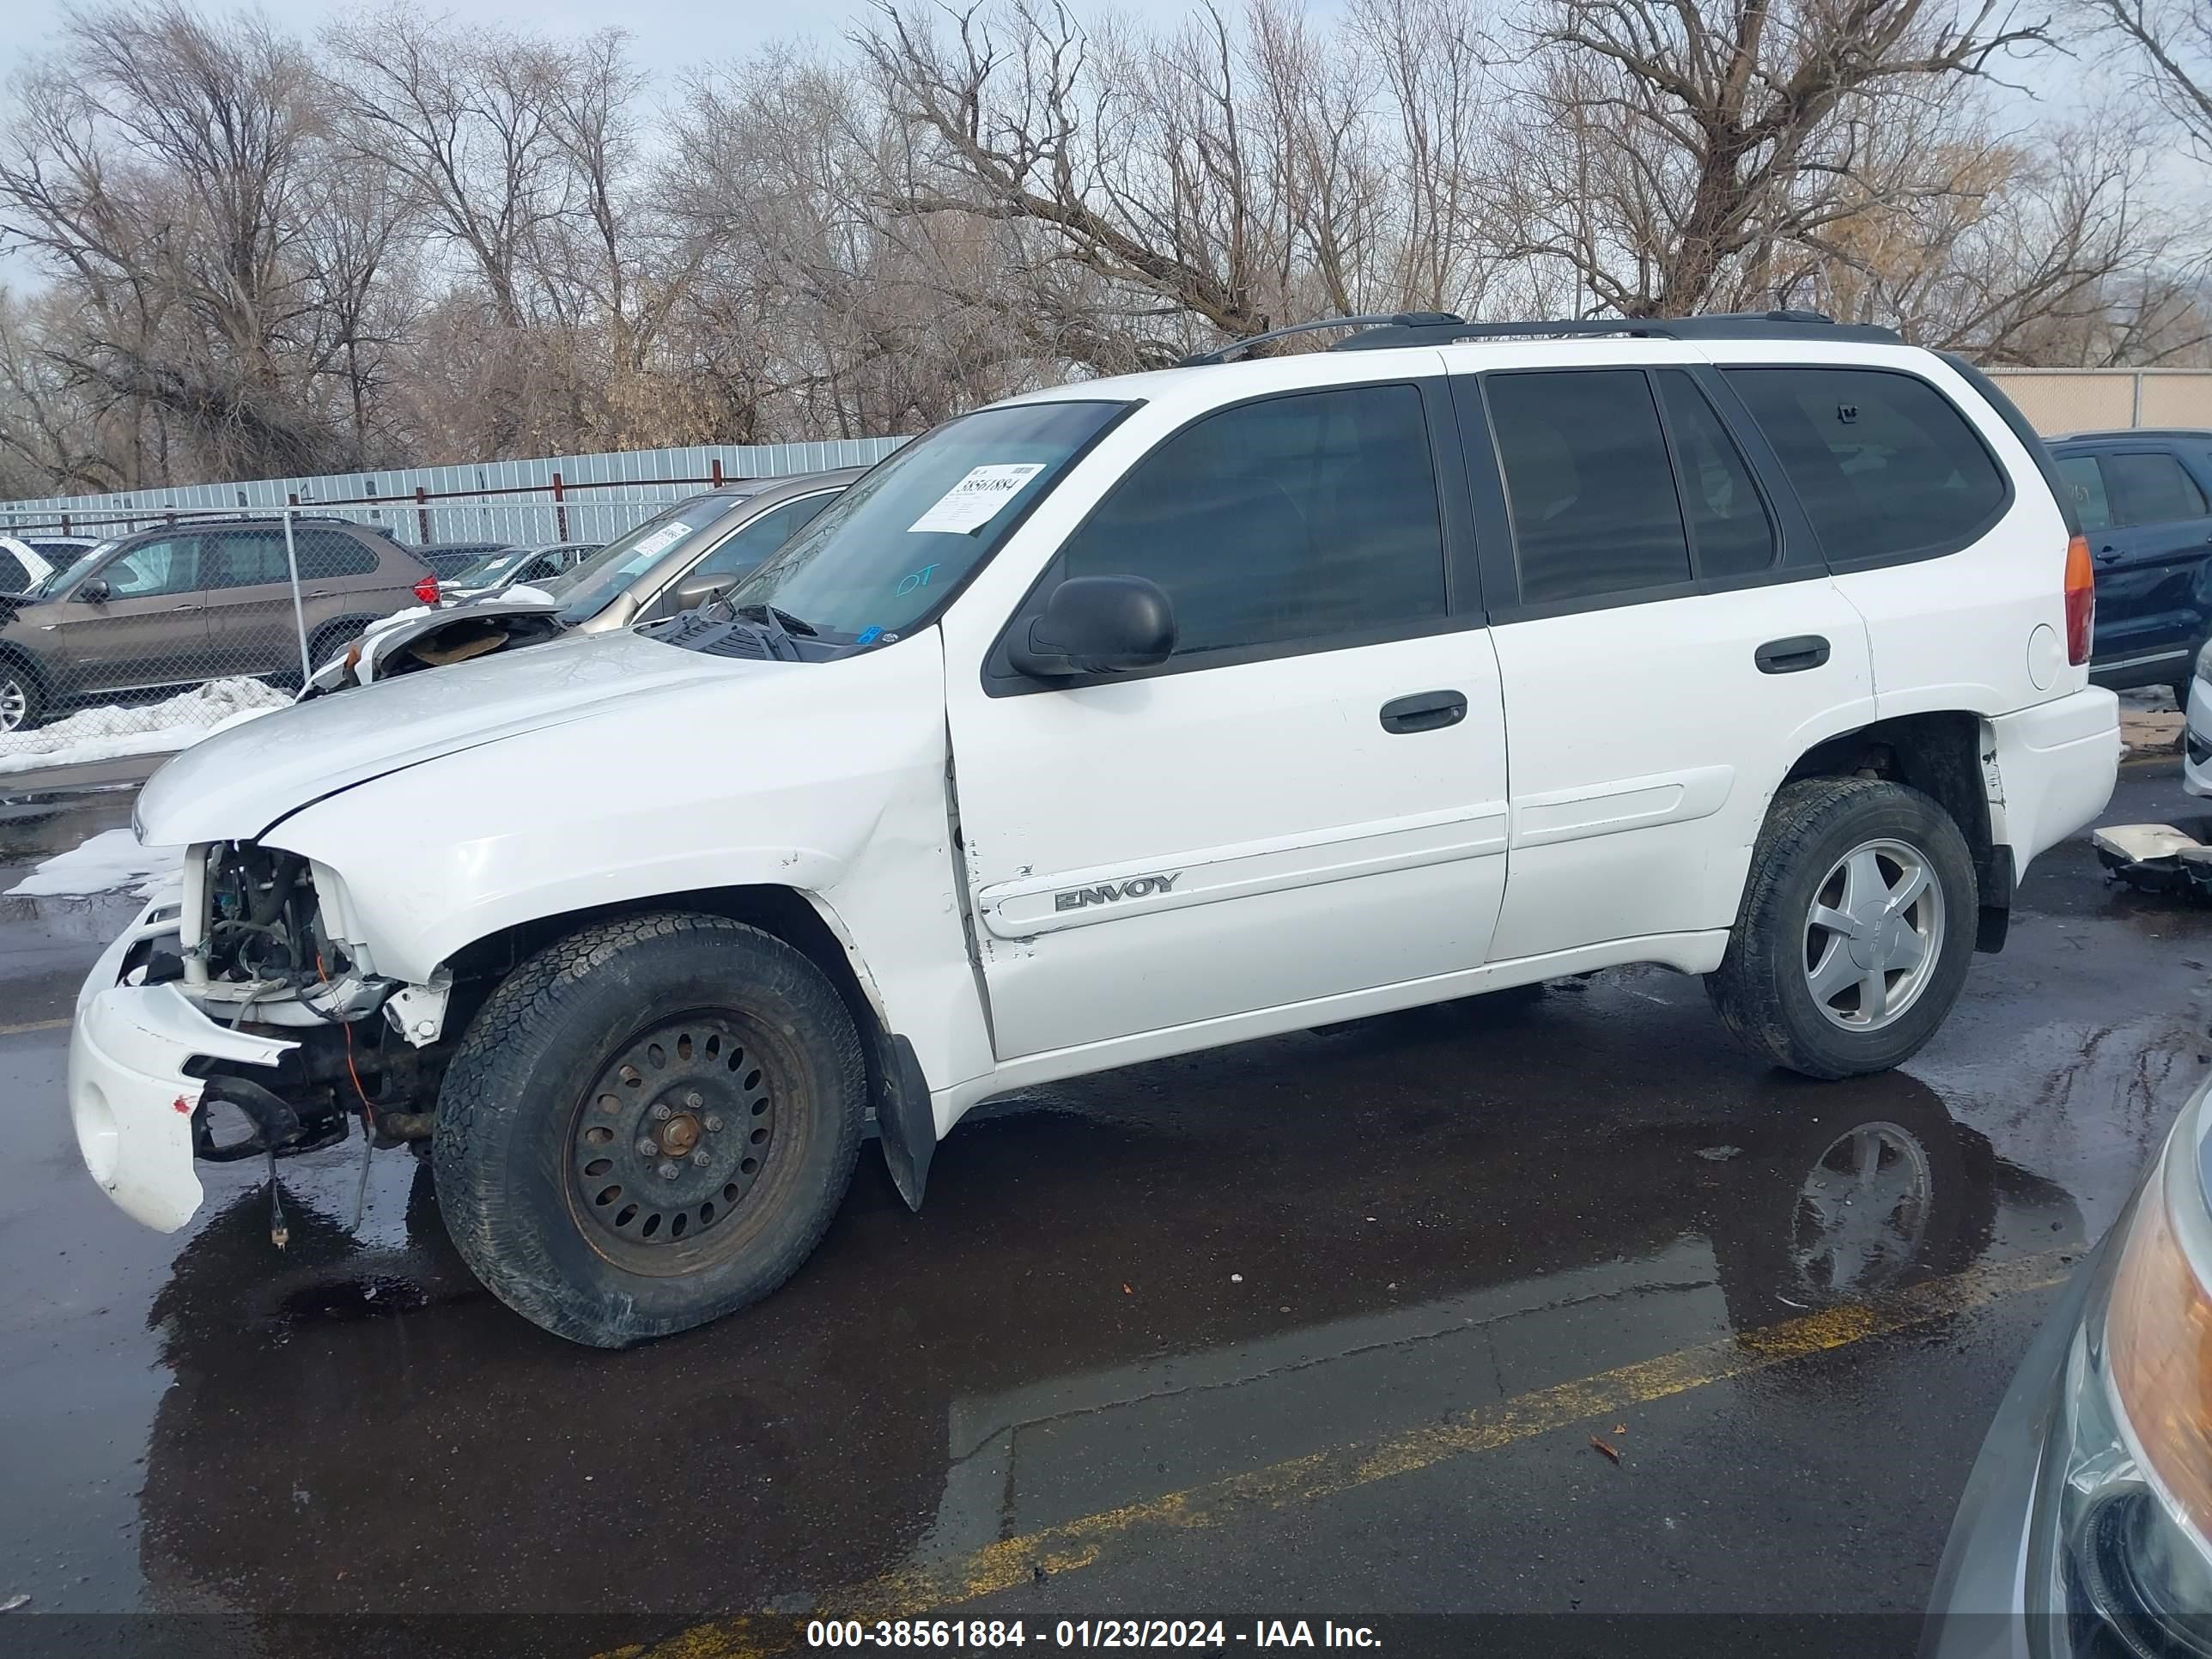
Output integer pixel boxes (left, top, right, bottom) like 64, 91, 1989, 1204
73, 838, 453, 1235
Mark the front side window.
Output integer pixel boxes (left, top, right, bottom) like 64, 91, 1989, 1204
2105, 452, 2209, 528
1054, 383, 1446, 657
2058, 455, 2113, 532
1489, 369, 1692, 605
1724, 367, 2008, 564
721, 401, 1126, 641
98, 538, 199, 599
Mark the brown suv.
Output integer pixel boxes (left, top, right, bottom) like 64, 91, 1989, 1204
0, 519, 435, 732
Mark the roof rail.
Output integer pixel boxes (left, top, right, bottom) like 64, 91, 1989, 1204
1331, 308, 1904, 351
1182, 308, 1906, 367
1181, 313, 1466, 366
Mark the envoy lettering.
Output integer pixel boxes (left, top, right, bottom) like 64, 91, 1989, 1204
1053, 872, 1182, 912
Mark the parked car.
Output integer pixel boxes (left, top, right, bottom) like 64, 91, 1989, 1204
542, 471, 859, 633
412, 541, 518, 580
1923, 1071, 2212, 1657
297, 474, 856, 695
2050, 429, 2212, 706
444, 541, 600, 597
0, 534, 56, 597
73, 310, 2118, 1348
0, 517, 437, 732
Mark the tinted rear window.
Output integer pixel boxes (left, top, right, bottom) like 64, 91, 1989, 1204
1487, 368, 1691, 604
1724, 368, 2008, 564
2105, 452, 2208, 527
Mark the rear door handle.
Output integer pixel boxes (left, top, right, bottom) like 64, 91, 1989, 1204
1379, 690, 1468, 734
2096, 546, 2124, 563
1754, 635, 1830, 674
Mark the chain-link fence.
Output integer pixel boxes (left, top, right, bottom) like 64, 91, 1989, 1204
0, 477, 757, 780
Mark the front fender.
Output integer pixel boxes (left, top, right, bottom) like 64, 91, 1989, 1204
260, 636, 999, 1104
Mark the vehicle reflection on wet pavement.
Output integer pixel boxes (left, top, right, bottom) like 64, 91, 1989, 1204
2, 765, 2206, 1652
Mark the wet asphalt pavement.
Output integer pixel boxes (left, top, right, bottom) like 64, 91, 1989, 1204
3, 763, 2209, 1656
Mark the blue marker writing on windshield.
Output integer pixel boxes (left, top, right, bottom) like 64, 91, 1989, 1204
856, 625, 884, 645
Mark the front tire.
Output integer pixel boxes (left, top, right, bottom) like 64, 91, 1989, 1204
1706, 778, 1977, 1079
433, 912, 866, 1347
0, 659, 46, 733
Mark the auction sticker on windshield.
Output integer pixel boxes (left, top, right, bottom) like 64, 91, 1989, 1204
908, 465, 1047, 535
629, 521, 695, 562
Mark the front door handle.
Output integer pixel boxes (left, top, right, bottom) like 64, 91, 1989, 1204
1380, 690, 1468, 734
1754, 635, 1830, 674
167, 602, 200, 612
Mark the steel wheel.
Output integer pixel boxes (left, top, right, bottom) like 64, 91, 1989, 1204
1789, 1121, 1933, 1297
0, 674, 27, 733
568, 1012, 778, 1273
1802, 838, 1945, 1033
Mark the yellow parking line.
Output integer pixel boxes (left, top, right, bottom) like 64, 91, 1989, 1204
0, 1016, 70, 1036
605, 1244, 2075, 1659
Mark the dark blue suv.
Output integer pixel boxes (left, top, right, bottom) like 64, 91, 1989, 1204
2051, 428, 2212, 703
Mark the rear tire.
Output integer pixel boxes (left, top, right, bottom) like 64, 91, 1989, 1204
1706, 778, 1977, 1079
432, 912, 866, 1347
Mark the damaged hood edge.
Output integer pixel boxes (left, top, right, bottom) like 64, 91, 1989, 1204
135, 629, 787, 845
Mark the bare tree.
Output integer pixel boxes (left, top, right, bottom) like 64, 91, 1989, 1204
1511, 0, 2052, 317
0, 1, 356, 479
2071, 0, 2212, 161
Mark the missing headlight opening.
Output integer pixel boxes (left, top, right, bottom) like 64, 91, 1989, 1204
169, 842, 449, 1181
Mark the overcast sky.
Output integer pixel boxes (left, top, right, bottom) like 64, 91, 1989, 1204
0, 0, 1218, 82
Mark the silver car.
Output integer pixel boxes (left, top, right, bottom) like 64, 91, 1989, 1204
300, 471, 860, 696
548, 470, 860, 634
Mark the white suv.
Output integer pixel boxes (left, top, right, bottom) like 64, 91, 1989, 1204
68, 312, 2119, 1346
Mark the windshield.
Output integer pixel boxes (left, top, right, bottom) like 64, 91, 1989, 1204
31, 538, 116, 598
715, 400, 1126, 641
548, 495, 744, 624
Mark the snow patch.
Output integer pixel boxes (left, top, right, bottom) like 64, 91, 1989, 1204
0, 678, 289, 776
6, 826, 182, 899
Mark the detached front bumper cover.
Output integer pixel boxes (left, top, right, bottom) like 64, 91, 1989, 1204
70, 981, 295, 1231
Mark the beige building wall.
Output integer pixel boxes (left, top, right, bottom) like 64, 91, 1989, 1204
1985, 369, 2212, 436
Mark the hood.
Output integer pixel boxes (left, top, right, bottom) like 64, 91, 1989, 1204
137, 627, 787, 844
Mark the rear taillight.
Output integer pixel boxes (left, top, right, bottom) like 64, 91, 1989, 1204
2063, 532, 2094, 665
412, 574, 441, 605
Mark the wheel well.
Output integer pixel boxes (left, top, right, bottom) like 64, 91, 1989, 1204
1783, 711, 2009, 950
443, 885, 895, 1121
0, 641, 49, 696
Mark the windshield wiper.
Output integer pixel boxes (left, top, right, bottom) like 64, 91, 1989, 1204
734, 603, 818, 638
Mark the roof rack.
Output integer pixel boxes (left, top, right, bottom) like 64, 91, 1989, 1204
1333, 308, 1903, 351
1182, 308, 1904, 365
1181, 313, 1465, 366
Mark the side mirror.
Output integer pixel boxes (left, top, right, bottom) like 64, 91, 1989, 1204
668, 572, 737, 612
77, 577, 110, 604
1009, 575, 1176, 678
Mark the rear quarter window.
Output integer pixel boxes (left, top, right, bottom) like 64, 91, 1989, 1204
1723, 367, 2009, 565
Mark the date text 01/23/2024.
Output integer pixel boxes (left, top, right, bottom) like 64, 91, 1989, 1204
805, 1621, 1382, 1650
